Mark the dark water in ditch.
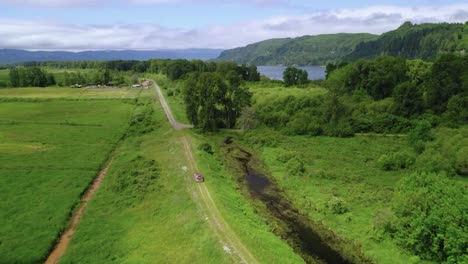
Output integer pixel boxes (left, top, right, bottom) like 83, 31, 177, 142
233, 147, 352, 264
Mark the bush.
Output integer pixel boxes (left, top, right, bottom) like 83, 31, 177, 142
286, 157, 305, 176
414, 149, 455, 175
408, 121, 433, 144
392, 172, 468, 263
277, 151, 299, 163
110, 155, 159, 206
315, 169, 337, 180
326, 196, 349, 214
167, 90, 174, 96
243, 127, 284, 147
198, 143, 214, 154
377, 151, 416, 171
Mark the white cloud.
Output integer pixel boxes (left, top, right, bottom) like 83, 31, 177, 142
0, 4, 467, 50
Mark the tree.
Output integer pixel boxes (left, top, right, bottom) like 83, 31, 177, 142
283, 66, 308, 87
236, 107, 258, 130
184, 71, 252, 131
9, 68, 19, 87
393, 81, 423, 117
247, 64, 260, 81
283, 66, 297, 87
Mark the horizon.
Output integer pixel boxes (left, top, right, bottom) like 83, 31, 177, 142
0, 0, 467, 51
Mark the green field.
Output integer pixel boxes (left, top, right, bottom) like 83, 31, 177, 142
0, 87, 140, 99
239, 130, 433, 263
0, 98, 134, 262
60, 87, 303, 263
248, 82, 328, 105
59, 97, 231, 263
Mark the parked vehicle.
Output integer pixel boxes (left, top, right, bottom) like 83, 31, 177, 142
194, 172, 204, 182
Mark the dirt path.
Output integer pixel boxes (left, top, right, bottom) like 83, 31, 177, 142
44, 160, 113, 264
153, 81, 192, 130
153, 81, 258, 264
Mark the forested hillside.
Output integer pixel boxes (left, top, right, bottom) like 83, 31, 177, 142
218, 22, 468, 66
346, 22, 468, 61
217, 33, 377, 66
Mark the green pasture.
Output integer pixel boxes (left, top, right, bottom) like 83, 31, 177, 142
0, 87, 140, 99
0, 99, 134, 263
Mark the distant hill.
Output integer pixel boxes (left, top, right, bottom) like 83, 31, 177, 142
345, 22, 468, 61
217, 33, 378, 66
0, 49, 224, 64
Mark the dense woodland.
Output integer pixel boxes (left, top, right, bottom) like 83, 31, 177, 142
346, 22, 468, 61
218, 22, 468, 66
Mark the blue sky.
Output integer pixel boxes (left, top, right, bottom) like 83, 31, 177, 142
0, 0, 467, 50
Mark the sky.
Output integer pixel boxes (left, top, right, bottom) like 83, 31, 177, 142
0, 0, 467, 51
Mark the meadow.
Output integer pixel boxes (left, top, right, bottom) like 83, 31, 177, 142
0, 93, 135, 262
240, 129, 434, 263
247, 81, 328, 106
0, 87, 140, 99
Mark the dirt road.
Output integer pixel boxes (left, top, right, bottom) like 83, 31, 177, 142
45, 160, 113, 264
153, 82, 192, 130
153, 81, 258, 264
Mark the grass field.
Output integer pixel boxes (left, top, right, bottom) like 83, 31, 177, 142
0, 87, 140, 99
60, 92, 231, 263
240, 130, 434, 263
247, 81, 328, 106
0, 98, 134, 263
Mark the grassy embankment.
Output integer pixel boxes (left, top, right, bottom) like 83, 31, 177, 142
60, 89, 233, 263
0, 91, 135, 263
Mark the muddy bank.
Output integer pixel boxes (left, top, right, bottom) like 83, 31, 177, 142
223, 141, 371, 264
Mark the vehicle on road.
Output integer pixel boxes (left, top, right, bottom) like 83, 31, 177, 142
194, 172, 204, 182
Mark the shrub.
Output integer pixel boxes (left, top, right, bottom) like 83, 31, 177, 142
167, 90, 174, 96
392, 172, 468, 263
111, 155, 160, 206
243, 127, 283, 147
277, 151, 299, 163
198, 143, 214, 154
286, 157, 305, 176
372, 208, 397, 235
377, 151, 416, 171
326, 196, 348, 214
408, 121, 433, 144
414, 149, 455, 175
315, 169, 337, 180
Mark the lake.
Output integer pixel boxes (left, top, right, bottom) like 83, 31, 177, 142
257, 66, 326, 81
